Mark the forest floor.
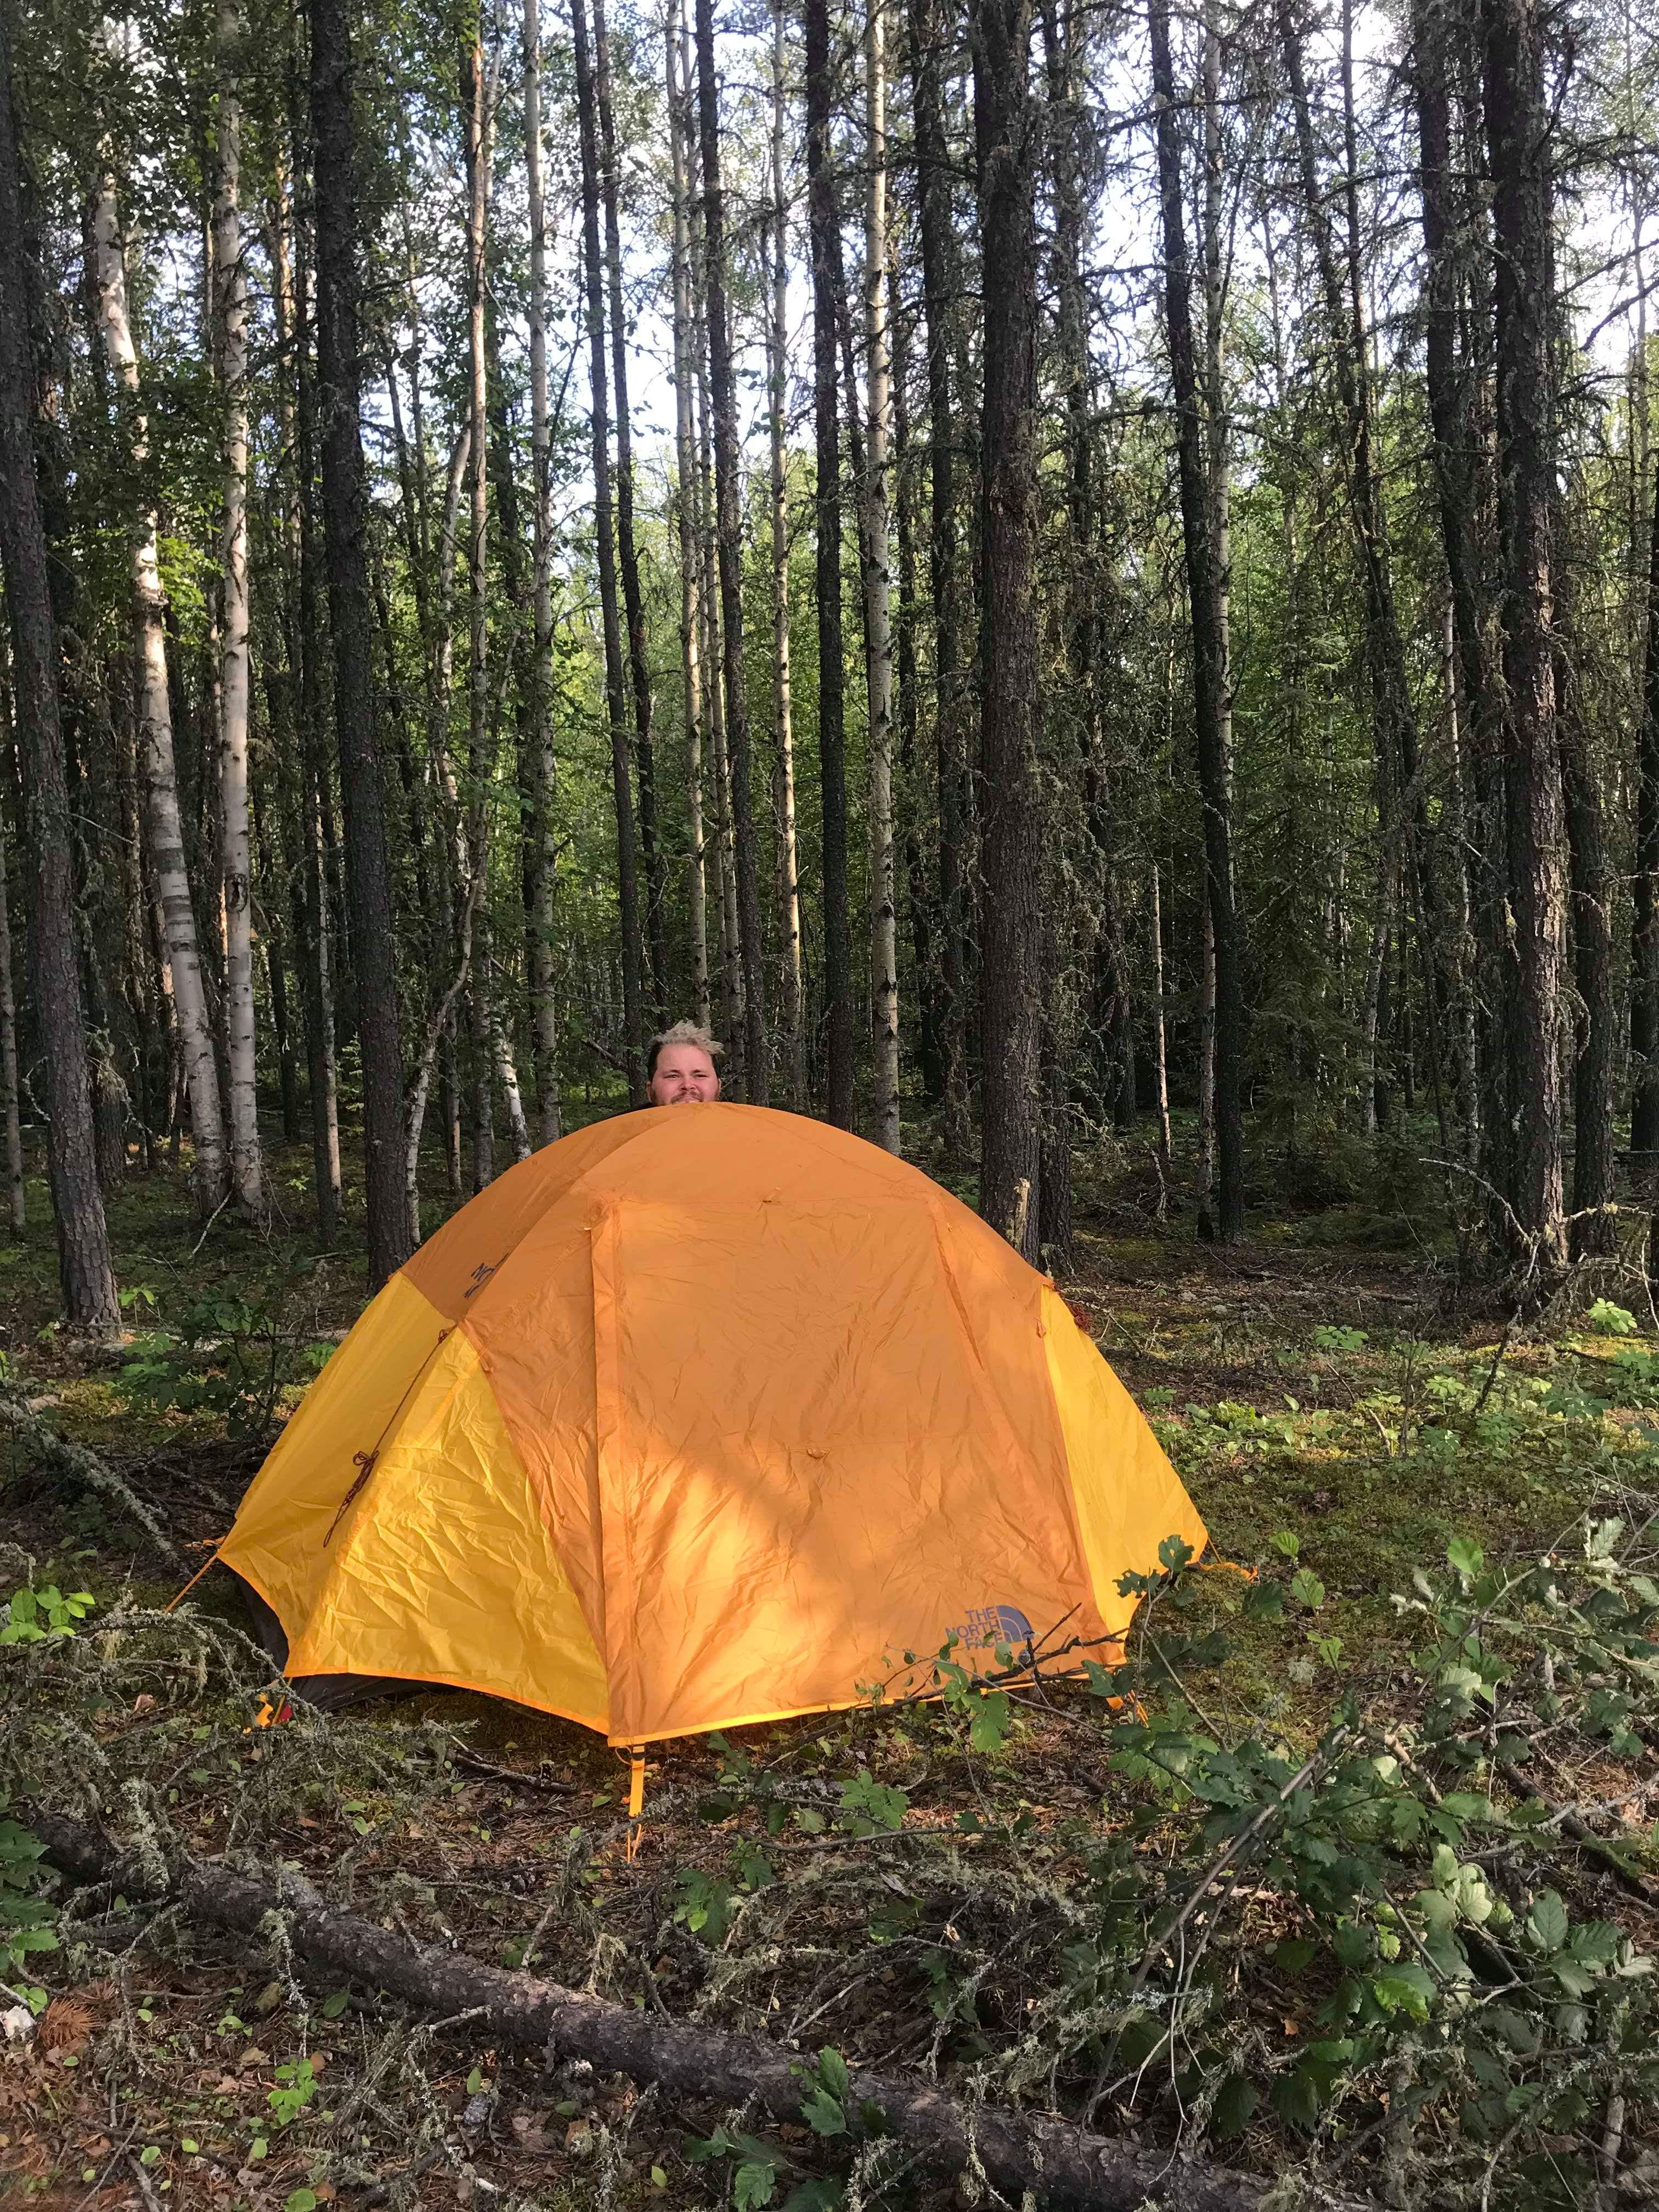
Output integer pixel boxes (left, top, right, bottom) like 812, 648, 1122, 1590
2, 1116, 1658, 2211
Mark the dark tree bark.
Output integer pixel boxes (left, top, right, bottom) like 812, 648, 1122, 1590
695, 0, 768, 1101
1555, 575, 1615, 1261
972, 0, 1043, 1261
594, 0, 669, 1023
0, 9, 118, 1329
275, 122, 342, 1245
1482, 0, 1567, 1274
805, 0, 852, 1128
572, 0, 646, 1105
1634, 449, 1659, 1164
910, 0, 970, 1155
308, 0, 410, 1286
1412, 0, 1504, 1125
1149, 0, 1244, 1239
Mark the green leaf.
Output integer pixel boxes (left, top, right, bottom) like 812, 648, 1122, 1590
1446, 1536, 1484, 1580
969, 1690, 1010, 1753
733, 2159, 778, 2209
1289, 1568, 1325, 1610
1271, 2065, 1322, 2130
1527, 1891, 1569, 1955
1211, 2072, 1258, 2138
1371, 1965, 1436, 2021
651, 2168, 668, 2189
836, 1773, 909, 1835
285, 2193, 319, 2212
1586, 1300, 1638, 1335
816, 2048, 850, 2101
320, 1991, 349, 2019
800, 2088, 846, 2138
1273, 1937, 1317, 1976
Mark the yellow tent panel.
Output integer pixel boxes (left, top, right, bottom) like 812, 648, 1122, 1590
221, 1105, 1206, 1744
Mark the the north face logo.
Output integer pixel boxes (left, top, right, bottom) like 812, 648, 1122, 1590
948, 1603, 1034, 1653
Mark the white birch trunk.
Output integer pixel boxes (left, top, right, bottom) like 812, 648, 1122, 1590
490, 985, 532, 1163
865, 0, 899, 1152
405, 874, 480, 1248
214, 0, 262, 1220
88, 168, 228, 1217
769, 0, 804, 1108
668, 8, 710, 1029
523, 0, 562, 1144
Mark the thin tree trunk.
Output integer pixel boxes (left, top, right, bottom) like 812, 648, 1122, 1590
462, 31, 495, 1190
1150, 0, 1243, 1238
405, 873, 480, 1246
573, 0, 646, 1104
690, 221, 744, 1075
1150, 859, 1172, 1163
866, 0, 899, 1150
88, 170, 229, 1220
1483, 0, 1567, 1275
669, 7, 710, 1032
769, 0, 804, 1109
310, 0, 411, 1285
909, 0, 969, 1153
1556, 557, 1615, 1261
806, 0, 853, 1126
213, 0, 263, 1221
522, 0, 561, 1144
0, 812, 23, 1231
695, 0, 768, 1099
281, 159, 342, 1247
1413, 0, 1504, 1186
973, 0, 1043, 1259
0, 13, 118, 1323
594, 0, 668, 1021
1634, 447, 1659, 1167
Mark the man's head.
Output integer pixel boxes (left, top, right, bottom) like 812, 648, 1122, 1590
646, 1020, 723, 1105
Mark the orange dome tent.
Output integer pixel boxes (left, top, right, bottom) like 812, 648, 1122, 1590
221, 1106, 1205, 1746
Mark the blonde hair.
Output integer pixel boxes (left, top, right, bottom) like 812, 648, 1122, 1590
647, 1020, 723, 1081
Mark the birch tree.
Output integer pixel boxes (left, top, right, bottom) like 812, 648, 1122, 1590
87, 159, 229, 1220
213, 0, 263, 1220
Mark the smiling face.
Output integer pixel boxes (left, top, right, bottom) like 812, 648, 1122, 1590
647, 1042, 721, 1105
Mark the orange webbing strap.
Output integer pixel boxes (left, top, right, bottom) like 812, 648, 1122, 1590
624, 1747, 646, 1862
166, 1544, 225, 1613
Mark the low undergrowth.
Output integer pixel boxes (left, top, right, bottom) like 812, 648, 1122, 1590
1, 1186, 1658, 2209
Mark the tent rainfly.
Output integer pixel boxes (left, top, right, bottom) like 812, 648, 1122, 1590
221, 1105, 1206, 1746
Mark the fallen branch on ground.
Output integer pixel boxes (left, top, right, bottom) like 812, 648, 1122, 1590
33, 1810, 1372, 2212
0, 1399, 178, 1559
